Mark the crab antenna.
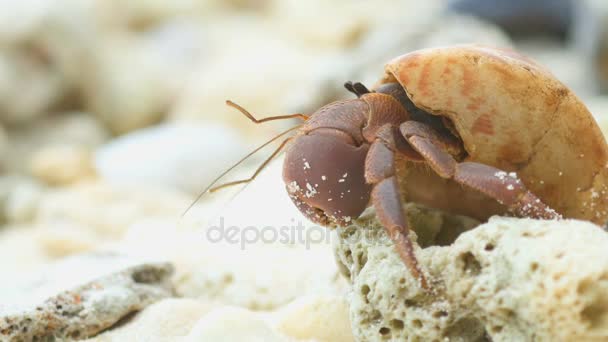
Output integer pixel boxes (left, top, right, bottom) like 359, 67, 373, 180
226, 100, 308, 122
181, 124, 301, 217
209, 136, 293, 192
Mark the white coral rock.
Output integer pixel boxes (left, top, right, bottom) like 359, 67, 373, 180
336, 208, 608, 342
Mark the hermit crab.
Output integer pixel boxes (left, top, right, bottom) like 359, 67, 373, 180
205, 45, 608, 289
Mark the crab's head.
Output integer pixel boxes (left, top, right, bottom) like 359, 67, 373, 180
283, 130, 371, 226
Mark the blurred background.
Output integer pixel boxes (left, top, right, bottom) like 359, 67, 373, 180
2, 0, 608, 339
0, 0, 607, 196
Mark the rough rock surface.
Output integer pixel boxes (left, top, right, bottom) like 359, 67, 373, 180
0, 253, 174, 341
335, 206, 608, 341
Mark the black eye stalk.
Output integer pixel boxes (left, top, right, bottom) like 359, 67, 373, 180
344, 81, 372, 98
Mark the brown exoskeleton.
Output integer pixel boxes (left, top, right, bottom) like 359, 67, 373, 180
197, 46, 608, 290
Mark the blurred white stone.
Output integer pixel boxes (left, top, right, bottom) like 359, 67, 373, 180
185, 306, 285, 342
6, 112, 109, 173
81, 37, 170, 134
4, 178, 43, 223
275, 295, 354, 342
95, 122, 246, 194
0, 49, 65, 125
139, 20, 208, 92
270, 0, 370, 49
270, 0, 442, 50
39, 3, 209, 132
29, 144, 96, 186
99, 0, 210, 28
0, 0, 52, 43
0, 123, 9, 167
87, 298, 215, 342
0, 175, 43, 224
89, 294, 355, 341
35, 181, 190, 239
422, 15, 512, 48
170, 17, 334, 140
99, 0, 271, 30
0, 226, 49, 277
36, 222, 102, 258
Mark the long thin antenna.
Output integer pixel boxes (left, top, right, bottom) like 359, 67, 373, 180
210, 137, 293, 192
181, 124, 301, 217
226, 100, 308, 123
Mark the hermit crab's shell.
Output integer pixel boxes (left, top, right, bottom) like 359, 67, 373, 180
377, 45, 608, 225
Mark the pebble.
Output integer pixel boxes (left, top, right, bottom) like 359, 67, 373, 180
34, 181, 191, 239
29, 144, 96, 186
0, 253, 174, 341
275, 295, 354, 342
185, 306, 284, 342
85, 298, 215, 342
94, 122, 247, 195
6, 113, 109, 174
0, 49, 65, 125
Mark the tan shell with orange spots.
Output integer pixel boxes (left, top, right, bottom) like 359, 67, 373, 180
378, 45, 608, 225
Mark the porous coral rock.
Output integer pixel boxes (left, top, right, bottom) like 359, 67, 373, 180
445, 217, 608, 341
336, 207, 608, 341
335, 205, 483, 342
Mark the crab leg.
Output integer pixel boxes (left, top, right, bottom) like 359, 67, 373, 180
400, 121, 561, 220
365, 125, 430, 290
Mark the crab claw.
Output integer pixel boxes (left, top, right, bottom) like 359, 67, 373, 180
283, 129, 371, 226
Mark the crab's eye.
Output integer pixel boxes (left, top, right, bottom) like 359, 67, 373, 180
283, 133, 371, 225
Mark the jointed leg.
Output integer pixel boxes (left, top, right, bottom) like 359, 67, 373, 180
400, 121, 561, 220
365, 126, 430, 290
